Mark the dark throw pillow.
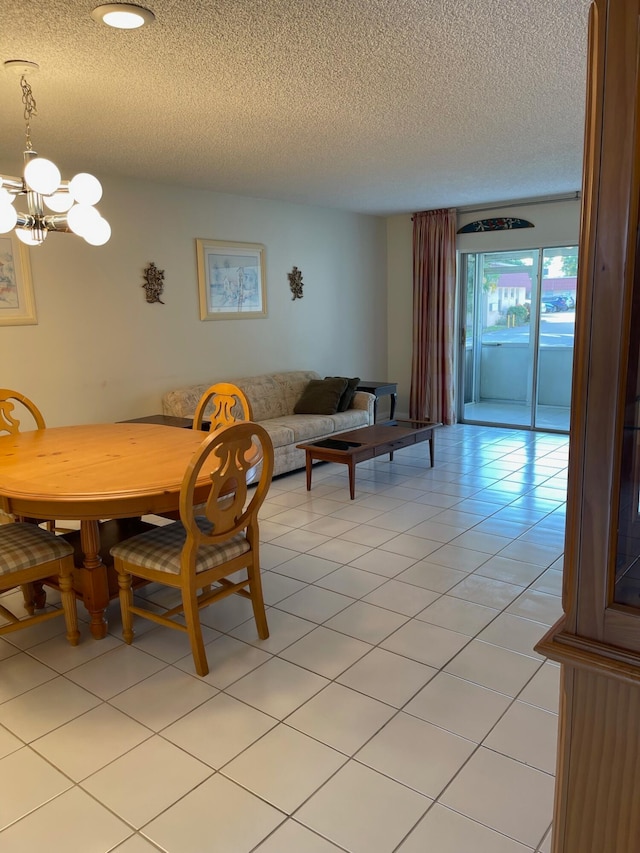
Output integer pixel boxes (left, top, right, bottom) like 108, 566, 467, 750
294, 377, 348, 415
325, 376, 361, 411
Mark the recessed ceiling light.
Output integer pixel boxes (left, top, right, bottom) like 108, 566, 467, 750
91, 4, 155, 29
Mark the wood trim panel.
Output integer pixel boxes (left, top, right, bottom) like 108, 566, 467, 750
546, 2, 640, 850
576, 0, 638, 641
552, 667, 640, 853
560, 0, 603, 632
603, 606, 640, 650
561, 0, 608, 637
537, 620, 640, 687
559, 0, 640, 647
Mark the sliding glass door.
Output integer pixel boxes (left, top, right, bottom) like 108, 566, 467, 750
535, 246, 578, 430
460, 245, 577, 431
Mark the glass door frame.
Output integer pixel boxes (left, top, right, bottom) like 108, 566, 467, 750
457, 245, 573, 433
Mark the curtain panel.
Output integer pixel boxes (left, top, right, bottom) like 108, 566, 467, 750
409, 208, 457, 425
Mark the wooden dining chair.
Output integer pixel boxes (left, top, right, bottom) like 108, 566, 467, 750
0, 389, 57, 530
192, 382, 253, 431
0, 389, 63, 612
0, 522, 80, 644
0, 389, 47, 528
111, 421, 274, 676
0, 388, 80, 615
0, 388, 46, 435
155, 383, 256, 524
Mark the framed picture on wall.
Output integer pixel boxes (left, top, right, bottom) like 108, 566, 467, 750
0, 235, 36, 325
196, 239, 267, 320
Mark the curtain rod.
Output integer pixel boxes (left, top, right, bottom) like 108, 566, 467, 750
411, 192, 581, 220
456, 191, 580, 216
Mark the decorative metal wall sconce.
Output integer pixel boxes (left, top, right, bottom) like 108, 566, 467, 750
288, 266, 303, 300
142, 261, 165, 304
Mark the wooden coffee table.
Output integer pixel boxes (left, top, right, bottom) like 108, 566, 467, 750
297, 420, 440, 499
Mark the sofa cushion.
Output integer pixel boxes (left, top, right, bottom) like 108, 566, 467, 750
233, 374, 287, 421
162, 384, 212, 419
258, 422, 295, 449
329, 409, 370, 431
270, 371, 321, 414
326, 376, 360, 412
232, 371, 321, 420
269, 414, 337, 442
294, 378, 348, 415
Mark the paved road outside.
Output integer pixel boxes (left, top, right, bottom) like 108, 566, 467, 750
479, 311, 575, 347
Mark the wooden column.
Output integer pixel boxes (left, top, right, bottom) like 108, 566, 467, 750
537, 1, 640, 850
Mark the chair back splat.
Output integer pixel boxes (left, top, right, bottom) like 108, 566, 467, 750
0, 389, 46, 435
192, 382, 253, 432
155, 382, 255, 523
111, 421, 273, 676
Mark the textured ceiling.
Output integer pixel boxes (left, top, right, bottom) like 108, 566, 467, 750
0, 0, 591, 215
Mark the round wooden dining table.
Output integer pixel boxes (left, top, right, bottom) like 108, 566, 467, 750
0, 422, 212, 639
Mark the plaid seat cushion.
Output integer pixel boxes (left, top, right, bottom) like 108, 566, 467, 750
0, 523, 74, 576
110, 517, 251, 575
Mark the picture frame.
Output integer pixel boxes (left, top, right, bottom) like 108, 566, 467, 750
196, 239, 267, 320
0, 235, 36, 325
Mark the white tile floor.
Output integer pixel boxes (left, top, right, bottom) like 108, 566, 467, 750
0, 423, 565, 852
462, 401, 570, 432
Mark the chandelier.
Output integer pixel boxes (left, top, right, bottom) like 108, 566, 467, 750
0, 61, 110, 247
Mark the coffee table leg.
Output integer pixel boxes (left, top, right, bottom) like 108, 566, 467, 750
429, 431, 435, 467
348, 459, 356, 500
79, 520, 109, 640
305, 452, 313, 492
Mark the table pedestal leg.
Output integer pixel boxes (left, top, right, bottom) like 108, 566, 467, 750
80, 520, 109, 639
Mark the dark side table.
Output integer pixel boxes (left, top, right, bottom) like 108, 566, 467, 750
356, 381, 398, 422
119, 414, 211, 430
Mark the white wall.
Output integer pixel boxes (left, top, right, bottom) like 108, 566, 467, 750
386, 198, 582, 417
386, 214, 414, 418
1, 174, 387, 426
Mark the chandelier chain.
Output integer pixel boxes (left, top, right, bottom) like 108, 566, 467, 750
20, 75, 37, 151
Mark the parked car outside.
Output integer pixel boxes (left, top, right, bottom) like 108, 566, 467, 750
542, 294, 569, 312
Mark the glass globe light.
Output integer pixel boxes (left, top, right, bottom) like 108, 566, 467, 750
69, 173, 103, 205
0, 202, 18, 233
45, 191, 74, 213
67, 203, 101, 238
24, 157, 61, 196
83, 216, 111, 246
15, 228, 46, 246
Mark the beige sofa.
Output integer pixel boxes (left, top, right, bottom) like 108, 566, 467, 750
162, 370, 374, 477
